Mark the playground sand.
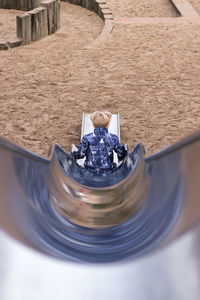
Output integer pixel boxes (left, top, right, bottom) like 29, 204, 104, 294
189, 0, 200, 14
0, 1, 200, 157
0, 9, 18, 41
106, 0, 178, 18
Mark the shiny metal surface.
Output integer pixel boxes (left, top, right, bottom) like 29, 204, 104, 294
0, 136, 181, 262
1, 222, 200, 300
52, 143, 149, 228
1, 132, 200, 298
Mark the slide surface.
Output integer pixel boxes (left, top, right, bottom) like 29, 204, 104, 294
0, 132, 200, 263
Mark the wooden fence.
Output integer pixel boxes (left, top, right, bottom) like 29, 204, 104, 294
0, 0, 113, 49
16, 0, 60, 44
0, 0, 41, 11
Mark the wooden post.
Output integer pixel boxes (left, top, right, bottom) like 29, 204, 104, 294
1, 0, 40, 10
41, 6, 49, 37
16, 12, 32, 44
28, 9, 40, 41
34, 0, 41, 9
27, 0, 41, 11
13, 0, 20, 10
41, 0, 53, 34
16, 15, 22, 38
3, 0, 19, 9
52, 0, 56, 32
55, 0, 60, 30
52, 0, 59, 33
93, 0, 99, 14
20, 0, 25, 10
81, 0, 86, 8
35, 6, 48, 38
86, 0, 95, 11
41, 0, 60, 34
74, 0, 82, 6
3, 0, 11, 9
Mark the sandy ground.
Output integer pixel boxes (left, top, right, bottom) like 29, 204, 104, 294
106, 0, 179, 18
0, 1, 200, 158
0, 9, 19, 41
189, 0, 200, 14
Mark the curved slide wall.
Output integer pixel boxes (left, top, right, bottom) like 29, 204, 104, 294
1, 133, 200, 298
0, 132, 200, 262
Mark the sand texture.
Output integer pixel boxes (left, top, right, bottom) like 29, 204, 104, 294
189, 0, 200, 14
0, 9, 19, 41
0, 1, 200, 158
106, 0, 179, 18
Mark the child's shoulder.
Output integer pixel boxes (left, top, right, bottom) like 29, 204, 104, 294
108, 132, 119, 140
82, 132, 94, 140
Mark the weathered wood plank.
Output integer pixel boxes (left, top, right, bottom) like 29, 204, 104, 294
52, 0, 59, 33
20, 0, 26, 10
85, 0, 95, 11
13, 0, 20, 10
81, 0, 86, 8
74, 0, 82, 6
53, 0, 60, 32
25, 0, 41, 11
41, 0, 60, 34
41, 0, 53, 34
55, 0, 60, 30
41, 6, 48, 37
52, 0, 56, 32
28, 9, 40, 42
93, 0, 99, 14
24, 12, 32, 42
1, 0, 40, 10
35, 6, 48, 38
16, 14, 23, 38
16, 12, 32, 44
3, 0, 11, 9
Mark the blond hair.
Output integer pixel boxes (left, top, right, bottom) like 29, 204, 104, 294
90, 111, 112, 128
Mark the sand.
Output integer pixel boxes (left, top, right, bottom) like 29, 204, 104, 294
0, 9, 19, 41
106, 0, 179, 18
0, 1, 200, 158
189, 0, 200, 14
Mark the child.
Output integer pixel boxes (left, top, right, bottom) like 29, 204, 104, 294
72, 111, 128, 173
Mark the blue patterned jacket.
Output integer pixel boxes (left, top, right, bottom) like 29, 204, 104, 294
73, 127, 127, 170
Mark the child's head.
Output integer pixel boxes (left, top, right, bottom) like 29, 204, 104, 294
90, 111, 112, 128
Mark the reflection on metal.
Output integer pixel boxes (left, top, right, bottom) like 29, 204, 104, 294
0, 132, 200, 265
1, 132, 200, 299
51, 144, 149, 228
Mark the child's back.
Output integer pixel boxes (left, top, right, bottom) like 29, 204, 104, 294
72, 112, 127, 173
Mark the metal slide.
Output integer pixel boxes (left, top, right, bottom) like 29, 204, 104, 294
0, 132, 200, 299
